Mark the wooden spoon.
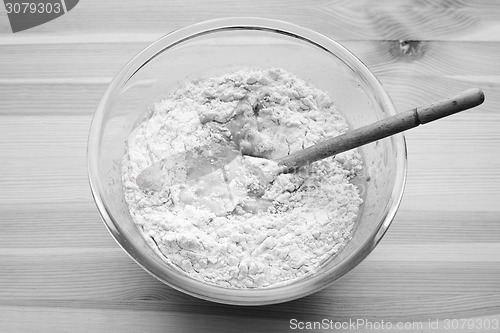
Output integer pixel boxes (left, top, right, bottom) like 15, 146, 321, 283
275, 88, 484, 173
136, 88, 484, 192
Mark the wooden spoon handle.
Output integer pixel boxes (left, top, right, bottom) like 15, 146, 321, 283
276, 88, 485, 172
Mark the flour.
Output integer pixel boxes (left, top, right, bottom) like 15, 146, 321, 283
122, 68, 363, 288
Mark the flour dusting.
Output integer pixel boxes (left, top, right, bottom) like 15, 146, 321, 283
122, 68, 363, 288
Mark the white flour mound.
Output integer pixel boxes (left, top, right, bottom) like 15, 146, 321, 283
122, 68, 363, 288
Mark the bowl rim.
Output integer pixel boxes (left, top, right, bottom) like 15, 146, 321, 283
87, 17, 407, 306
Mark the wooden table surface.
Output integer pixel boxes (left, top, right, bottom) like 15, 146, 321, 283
1, 1, 499, 332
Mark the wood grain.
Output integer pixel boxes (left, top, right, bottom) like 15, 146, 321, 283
1, 0, 500, 41
1, 0, 500, 332
1, 41, 500, 79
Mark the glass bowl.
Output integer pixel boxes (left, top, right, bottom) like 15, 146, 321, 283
87, 17, 407, 305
